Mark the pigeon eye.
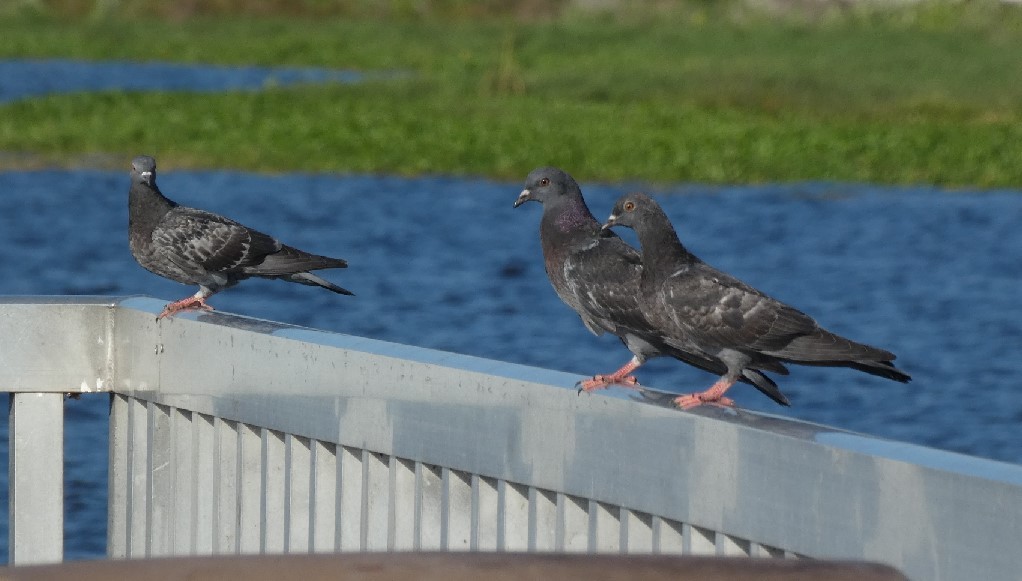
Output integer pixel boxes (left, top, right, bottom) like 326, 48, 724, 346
623, 201, 636, 212
539, 178, 550, 186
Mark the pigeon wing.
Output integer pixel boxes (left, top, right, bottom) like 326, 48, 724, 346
655, 263, 817, 357
563, 236, 652, 338
153, 207, 281, 276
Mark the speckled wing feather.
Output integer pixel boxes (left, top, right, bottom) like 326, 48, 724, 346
561, 233, 651, 338
656, 265, 805, 350
152, 207, 281, 276
656, 261, 893, 363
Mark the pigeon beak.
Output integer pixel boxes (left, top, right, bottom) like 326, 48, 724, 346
601, 214, 618, 231
513, 189, 531, 208
140, 171, 153, 184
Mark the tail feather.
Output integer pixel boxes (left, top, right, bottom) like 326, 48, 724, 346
740, 369, 791, 406
281, 272, 354, 296
848, 360, 911, 383
769, 328, 896, 364
246, 244, 348, 276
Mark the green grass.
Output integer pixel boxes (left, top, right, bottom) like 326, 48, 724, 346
1, 2, 1022, 185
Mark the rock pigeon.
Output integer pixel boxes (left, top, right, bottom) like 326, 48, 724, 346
514, 168, 790, 405
128, 155, 353, 319
602, 192, 910, 409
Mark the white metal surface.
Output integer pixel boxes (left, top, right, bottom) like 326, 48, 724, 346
8, 393, 64, 565
1, 297, 1021, 581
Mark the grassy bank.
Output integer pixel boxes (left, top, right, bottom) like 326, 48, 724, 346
1, 1, 1021, 185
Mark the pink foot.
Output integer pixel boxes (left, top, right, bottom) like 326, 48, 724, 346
671, 377, 738, 410
158, 296, 214, 319
576, 357, 643, 394
673, 393, 736, 410
576, 374, 640, 393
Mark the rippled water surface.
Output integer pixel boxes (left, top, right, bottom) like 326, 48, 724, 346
1, 170, 1021, 560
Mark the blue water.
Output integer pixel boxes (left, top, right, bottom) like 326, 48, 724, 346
0, 59, 365, 103
2, 170, 1021, 560
0, 58, 1020, 561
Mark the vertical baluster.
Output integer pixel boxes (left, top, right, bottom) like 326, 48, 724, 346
147, 403, 173, 557
621, 510, 653, 554
8, 393, 64, 565
193, 413, 215, 555
416, 463, 443, 550
213, 418, 239, 554
285, 434, 312, 553
652, 516, 685, 555
364, 452, 389, 550
442, 468, 472, 551
127, 397, 149, 558
237, 423, 263, 554
497, 480, 529, 552
529, 488, 557, 551
472, 475, 498, 551
107, 394, 129, 559
310, 440, 337, 553
588, 501, 619, 553
171, 408, 194, 555
684, 523, 716, 555
260, 429, 286, 553
558, 494, 588, 553
337, 446, 363, 551
391, 458, 416, 550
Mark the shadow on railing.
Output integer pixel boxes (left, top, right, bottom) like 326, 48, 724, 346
1, 296, 1019, 581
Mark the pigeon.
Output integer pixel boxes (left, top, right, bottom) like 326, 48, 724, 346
128, 155, 353, 319
602, 192, 910, 409
514, 168, 790, 405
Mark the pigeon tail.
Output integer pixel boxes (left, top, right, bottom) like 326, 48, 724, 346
769, 328, 894, 364
766, 328, 911, 382
847, 360, 911, 383
246, 244, 348, 276
280, 272, 354, 296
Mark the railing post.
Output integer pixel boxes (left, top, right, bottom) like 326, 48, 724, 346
9, 392, 64, 565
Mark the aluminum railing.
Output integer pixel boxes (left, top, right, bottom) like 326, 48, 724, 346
1, 297, 1020, 581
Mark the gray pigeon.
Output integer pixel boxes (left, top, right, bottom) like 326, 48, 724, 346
128, 155, 353, 319
514, 168, 790, 405
603, 192, 910, 409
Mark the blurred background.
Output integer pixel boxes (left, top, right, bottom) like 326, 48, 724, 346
0, 0, 1020, 561
2, 0, 1022, 183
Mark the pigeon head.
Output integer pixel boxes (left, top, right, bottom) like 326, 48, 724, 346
514, 167, 582, 208
131, 155, 157, 187
603, 192, 656, 232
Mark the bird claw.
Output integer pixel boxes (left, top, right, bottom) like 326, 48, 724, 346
673, 394, 736, 410
157, 298, 214, 319
576, 374, 640, 395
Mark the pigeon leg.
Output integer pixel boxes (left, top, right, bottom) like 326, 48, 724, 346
158, 295, 215, 319
673, 377, 737, 410
577, 357, 642, 393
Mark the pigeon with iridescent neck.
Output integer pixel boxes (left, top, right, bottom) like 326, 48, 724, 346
128, 155, 353, 319
514, 168, 789, 405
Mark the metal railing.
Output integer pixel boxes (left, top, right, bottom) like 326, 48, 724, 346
1, 297, 1020, 581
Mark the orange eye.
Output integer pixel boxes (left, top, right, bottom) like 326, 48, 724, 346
539, 178, 550, 186
623, 201, 635, 212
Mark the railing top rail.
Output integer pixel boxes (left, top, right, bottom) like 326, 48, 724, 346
1, 295, 1018, 482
